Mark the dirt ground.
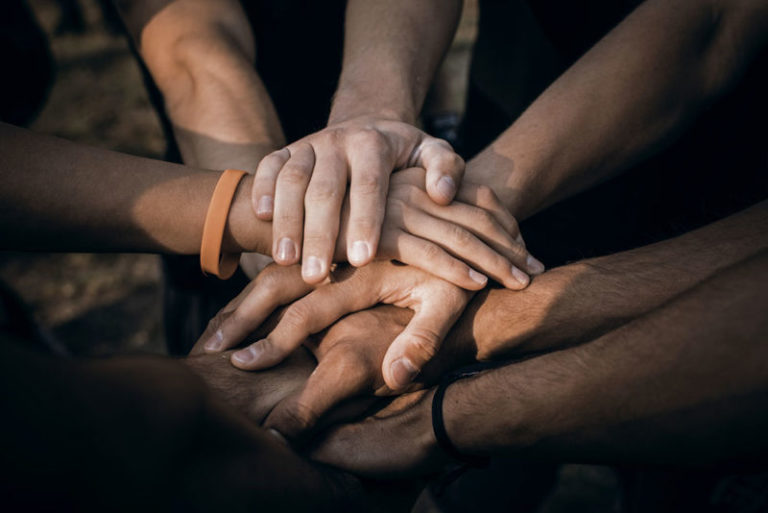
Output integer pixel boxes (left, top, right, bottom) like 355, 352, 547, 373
1, 1, 619, 510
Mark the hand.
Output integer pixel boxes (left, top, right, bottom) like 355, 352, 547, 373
369, 168, 543, 290
251, 117, 465, 283
261, 306, 411, 442
310, 387, 448, 479
201, 260, 472, 391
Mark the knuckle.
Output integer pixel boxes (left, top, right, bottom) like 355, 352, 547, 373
350, 127, 387, 151
474, 184, 498, 207
449, 224, 475, 248
406, 329, 441, 362
281, 301, 313, 330
353, 171, 384, 196
421, 242, 445, 262
280, 400, 318, 433
306, 178, 342, 203
278, 168, 311, 187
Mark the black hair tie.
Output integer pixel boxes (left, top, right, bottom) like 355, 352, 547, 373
431, 367, 490, 468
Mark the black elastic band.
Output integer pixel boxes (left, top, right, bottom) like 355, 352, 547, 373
431, 368, 490, 468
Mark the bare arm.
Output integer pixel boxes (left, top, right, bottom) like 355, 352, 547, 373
119, 0, 284, 171
329, 0, 462, 125
446, 248, 768, 465
466, 0, 768, 219
439, 199, 768, 363
312, 247, 768, 475
0, 122, 270, 254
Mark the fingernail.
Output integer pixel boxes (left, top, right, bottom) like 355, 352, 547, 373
232, 343, 263, 365
527, 255, 545, 274
348, 240, 371, 265
276, 237, 297, 263
510, 266, 530, 287
468, 269, 488, 286
436, 176, 456, 200
204, 329, 224, 352
257, 195, 273, 217
303, 255, 324, 280
391, 357, 419, 389
268, 428, 288, 446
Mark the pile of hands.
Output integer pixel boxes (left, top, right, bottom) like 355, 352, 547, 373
195, 118, 545, 476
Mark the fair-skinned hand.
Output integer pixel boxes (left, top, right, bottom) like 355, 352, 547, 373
256, 167, 544, 291
251, 117, 525, 284
201, 261, 472, 391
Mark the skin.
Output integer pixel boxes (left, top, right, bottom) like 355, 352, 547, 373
204, 199, 768, 445
0, 338, 364, 512
0, 123, 540, 290
117, 0, 543, 288
308, 207, 768, 477
463, 0, 768, 218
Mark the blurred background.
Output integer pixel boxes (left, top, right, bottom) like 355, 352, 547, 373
0, 1, 619, 511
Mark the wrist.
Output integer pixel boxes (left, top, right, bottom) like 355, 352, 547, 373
223, 174, 272, 256
329, 84, 417, 126
471, 263, 590, 360
442, 371, 534, 456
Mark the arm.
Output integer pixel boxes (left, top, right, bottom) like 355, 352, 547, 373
118, 0, 284, 171
251, 0, 469, 282
330, 0, 462, 126
466, 0, 768, 219
438, 198, 768, 363
0, 122, 270, 254
312, 248, 768, 475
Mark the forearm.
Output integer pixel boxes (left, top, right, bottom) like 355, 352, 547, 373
0, 123, 270, 254
131, 0, 284, 170
447, 249, 768, 465
466, 0, 768, 218
441, 200, 768, 362
329, 0, 462, 124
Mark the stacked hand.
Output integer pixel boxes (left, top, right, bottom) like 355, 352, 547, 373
250, 119, 543, 286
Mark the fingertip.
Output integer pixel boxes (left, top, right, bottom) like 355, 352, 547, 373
274, 237, 299, 265
202, 328, 226, 353
427, 174, 456, 205
526, 254, 545, 275
507, 266, 531, 290
302, 255, 328, 284
347, 240, 372, 267
386, 356, 420, 391
255, 195, 274, 220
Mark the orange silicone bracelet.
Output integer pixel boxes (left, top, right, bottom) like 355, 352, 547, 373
200, 168, 248, 279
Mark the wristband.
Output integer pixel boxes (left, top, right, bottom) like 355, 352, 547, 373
431, 367, 490, 468
200, 168, 248, 279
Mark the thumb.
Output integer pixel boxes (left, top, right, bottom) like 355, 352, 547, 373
381, 300, 464, 391
413, 138, 465, 205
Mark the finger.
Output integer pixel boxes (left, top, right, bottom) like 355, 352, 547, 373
231, 274, 379, 370
346, 130, 392, 266
416, 201, 543, 281
381, 296, 467, 391
455, 183, 545, 274
383, 232, 488, 290
200, 265, 311, 354
251, 148, 290, 220
412, 138, 464, 205
272, 143, 315, 265
263, 348, 371, 443
455, 182, 518, 236
301, 149, 346, 284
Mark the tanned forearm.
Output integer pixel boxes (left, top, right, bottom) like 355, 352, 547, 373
122, 0, 284, 171
432, 200, 768, 366
466, 0, 768, 219
329, 0, 462, 124
0, 123, 270, 254
446, 249, 768, 465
